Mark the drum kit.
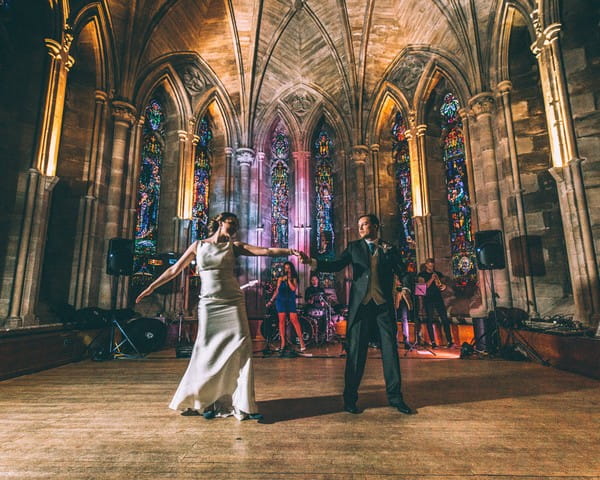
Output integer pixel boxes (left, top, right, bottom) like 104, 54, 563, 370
260, 292, 347, 348
300, 292, 345, 345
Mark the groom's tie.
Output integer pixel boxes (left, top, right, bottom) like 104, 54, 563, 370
367, 242, 376, 255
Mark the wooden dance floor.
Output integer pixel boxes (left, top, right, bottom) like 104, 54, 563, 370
1, 343, 599, 480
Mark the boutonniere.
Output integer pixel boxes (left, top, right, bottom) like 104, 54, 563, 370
379, 240, 393, 254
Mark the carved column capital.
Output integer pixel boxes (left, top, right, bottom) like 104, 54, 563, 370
177, 130, 189, 142
469, 92, 496, 117
351, 145, 369, 165
224, 146, 234, 156
94, 90, 109, 104
496, 80, 513, 96
235, 147, 255, 167
369, 144, 380, 153
256, 151, 266, 163
530, 9, 562, 56
416, 124, 427, 137
111, 100, 137, 127
457, 108, 473, 122
407, 110, 417, 128
44, 25, 75, 70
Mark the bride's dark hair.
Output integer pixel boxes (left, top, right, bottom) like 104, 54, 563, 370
207, 212, 238, 236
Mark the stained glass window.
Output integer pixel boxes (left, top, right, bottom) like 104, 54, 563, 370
270, 124, 290, 281
440, 93, 476, 287
191, 116, 212, 241
133, 99, 165, 284
314, 128, 335, 259
391, 111, 416, 267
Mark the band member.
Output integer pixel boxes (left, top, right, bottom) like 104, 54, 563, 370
417, 258, 455, 348
267, 261, 307, 353
304, 273, 325, 305
394, 276, 413, 350
300, 214, 412, 415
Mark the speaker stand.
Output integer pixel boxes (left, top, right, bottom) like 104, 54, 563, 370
107, 275, 144, 359
486, 270, 547, 365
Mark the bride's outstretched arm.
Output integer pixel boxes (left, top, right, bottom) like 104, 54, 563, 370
135, 241, 198, 303
233, 242, 301, 258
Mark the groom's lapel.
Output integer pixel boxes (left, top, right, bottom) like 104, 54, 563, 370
359, 239, 370, 263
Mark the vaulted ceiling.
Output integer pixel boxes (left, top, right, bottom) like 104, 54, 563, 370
72, 0, 534, 141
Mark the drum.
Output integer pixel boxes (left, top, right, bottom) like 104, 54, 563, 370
125, 317, 167, 353
290, 316, 313, 345
306, 307, 325, 318
260, 314, 280, 342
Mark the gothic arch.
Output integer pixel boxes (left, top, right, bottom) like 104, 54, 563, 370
414, 59, 471, 126
135, 64, 190, 132
490, 1, 536, 86
302, 99, 351, 155
71, 2, 118, 90
368, 87, 412, 147
254, 107, 300, 155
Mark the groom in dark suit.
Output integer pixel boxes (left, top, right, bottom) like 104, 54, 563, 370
301, 214, 412, 414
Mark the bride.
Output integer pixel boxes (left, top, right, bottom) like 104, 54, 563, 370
136, 212, 301, 420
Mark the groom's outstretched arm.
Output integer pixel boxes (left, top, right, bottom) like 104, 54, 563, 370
301, 245, 353, 273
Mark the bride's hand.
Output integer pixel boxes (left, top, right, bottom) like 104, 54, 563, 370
135, 286, 154, 304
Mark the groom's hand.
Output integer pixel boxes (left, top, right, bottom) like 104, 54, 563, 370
299, 251, 312, 264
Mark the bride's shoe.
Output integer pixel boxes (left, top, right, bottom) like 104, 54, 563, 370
202, 410, 216, 420
181, 408, 200, 416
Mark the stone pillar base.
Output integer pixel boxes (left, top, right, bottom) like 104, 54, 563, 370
4, 316, 24, 328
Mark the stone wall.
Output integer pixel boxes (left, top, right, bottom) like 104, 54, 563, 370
561, 0, 600, 266
507, 18, 570, 315
0, 3, 52, 321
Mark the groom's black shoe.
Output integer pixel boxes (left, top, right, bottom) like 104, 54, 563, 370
343, 403, 361, 414
390, 399, 413, 415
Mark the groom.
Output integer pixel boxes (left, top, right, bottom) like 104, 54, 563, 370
301, 214, 412, 415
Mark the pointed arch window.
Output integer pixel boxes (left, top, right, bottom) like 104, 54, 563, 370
133, 99, 165, 283
314, 128, 335, 259
440, 93, 476, 286
269, 124, 290, 280
191, 116, 212, 241
392, 111, 416, 266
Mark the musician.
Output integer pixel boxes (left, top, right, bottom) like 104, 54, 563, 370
304, 273, 325, 305
266, 261, 307, 353
417, 258, 455, 348
394, 264, 416, 349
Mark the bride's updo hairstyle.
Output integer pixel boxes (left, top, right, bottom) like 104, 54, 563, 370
207, 212, 238, 236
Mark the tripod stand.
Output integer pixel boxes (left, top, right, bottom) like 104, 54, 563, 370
400, 307, 436, 357
482, 270, 547, 365
107, 275, 143, 359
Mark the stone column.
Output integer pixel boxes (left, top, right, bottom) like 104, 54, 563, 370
369, 144, 381, 219
224, 147, 235, 213
530, 12, 600, 328
351, 145, 369, 215
458, 107, 488, 317
411, 124, 433, 264
293, 150, 311, 289
468, 92, 512, 309
71, 90, 109, 308
235, 148, 255, 285
98, 100, 137, 309
497, 81, 539, 318
8, 29, 75, 326
173, 129, 195, 250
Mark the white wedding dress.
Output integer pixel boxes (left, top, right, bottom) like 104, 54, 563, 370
169, 241, 258, 419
